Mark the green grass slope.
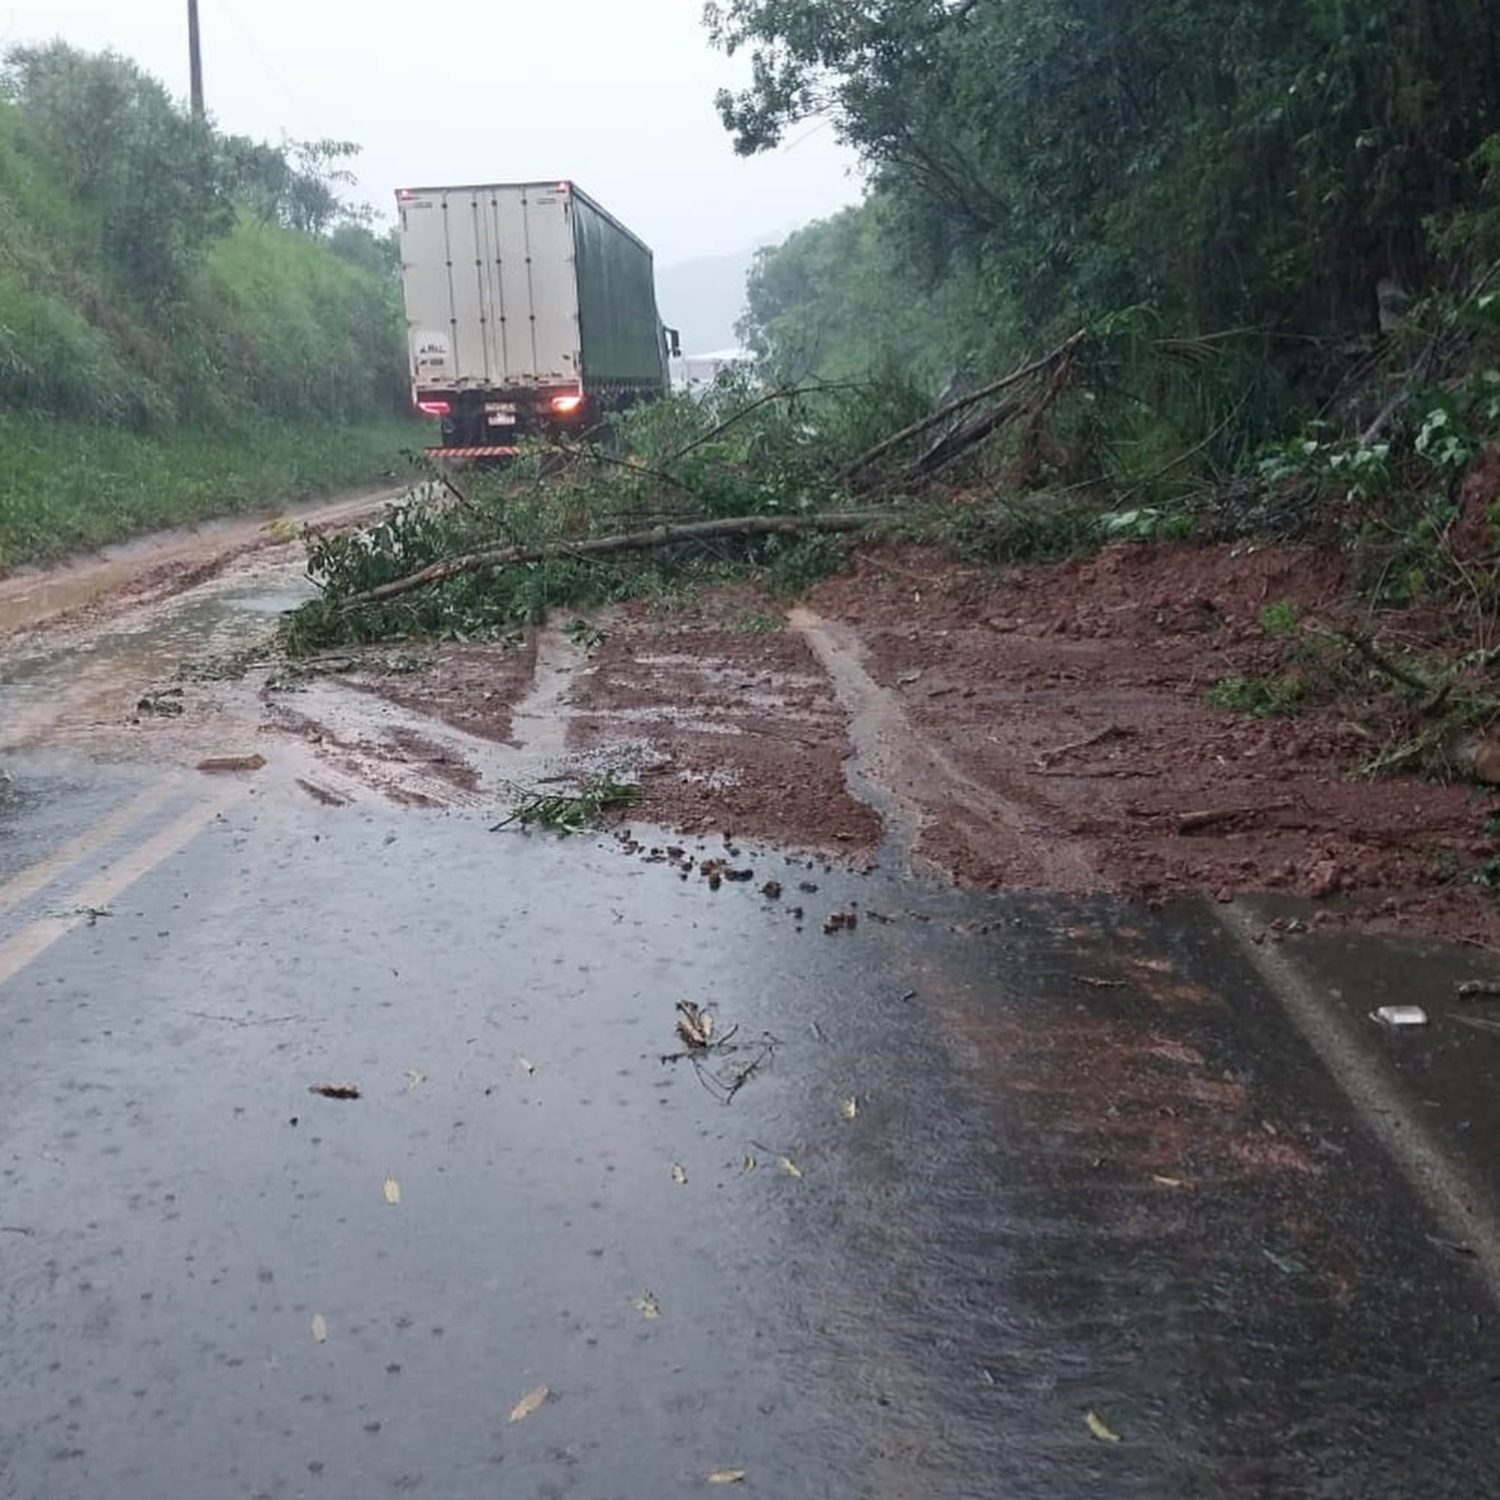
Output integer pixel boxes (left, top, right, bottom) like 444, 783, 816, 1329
0, 79, 417, 567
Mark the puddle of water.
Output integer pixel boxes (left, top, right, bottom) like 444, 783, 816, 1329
0, 560, 312, 755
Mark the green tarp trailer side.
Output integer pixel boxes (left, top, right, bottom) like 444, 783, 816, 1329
570, 188, 668, 393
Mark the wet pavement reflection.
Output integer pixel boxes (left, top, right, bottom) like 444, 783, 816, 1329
1, 780, 1496, 1497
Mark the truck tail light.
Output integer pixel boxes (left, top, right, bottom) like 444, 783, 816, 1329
416, 399, 451, 417
550, 393, 584, 415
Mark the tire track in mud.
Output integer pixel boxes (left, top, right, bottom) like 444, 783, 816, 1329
789, 606, 1099, 889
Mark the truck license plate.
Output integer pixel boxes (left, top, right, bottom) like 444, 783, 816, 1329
485, 402, 517, 426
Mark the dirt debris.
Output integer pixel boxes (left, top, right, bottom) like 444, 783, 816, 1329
196, 753, 266, 774
567, 596, 883, 855
797, 541, 1500, 943
37, 496, 1496, 945
325, 539, 1500, 942
341, 639, 536, 744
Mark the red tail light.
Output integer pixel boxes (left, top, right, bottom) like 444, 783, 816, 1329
416, 399, 451, 417
550, 393, 584, 415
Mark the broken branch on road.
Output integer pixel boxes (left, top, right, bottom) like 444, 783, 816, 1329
1176, 798, 1294, 835
1036, 724, 1136, 769
661, 1001, 778, 1104
347, 512, 895, 608
490, 771, 639, 835
840, 330, 1086, 486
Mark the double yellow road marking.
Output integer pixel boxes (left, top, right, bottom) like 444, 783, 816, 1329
0, 779, 245, 988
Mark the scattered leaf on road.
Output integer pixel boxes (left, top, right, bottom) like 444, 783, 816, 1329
308, 1083, 361, 1100
676, 1001, 715, 1050
310, 1314, 328, 1343
741, 1155, 757, 1173
509, 1385, 550, 1423
671, 1164, 688, 1186
707, 1470, 747, 1486
382, 1176, 402, 1205
1151, 1174, 1188, 1188
1262, 1247, 1305, 1276
1086, 1411, 1121, 1443
519, 1057, 536, 1076
779, 1156, 803, 1180
840, 1097, 859, 1121
404, 1069, 428, 1089
631, 1294, 661, 1320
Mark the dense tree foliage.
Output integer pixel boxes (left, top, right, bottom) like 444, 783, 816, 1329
0, 43, 403, 428
713, 1, 1500, 374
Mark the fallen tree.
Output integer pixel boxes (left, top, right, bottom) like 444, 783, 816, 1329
347, 510, 895, 607
842, 330, 1086, 487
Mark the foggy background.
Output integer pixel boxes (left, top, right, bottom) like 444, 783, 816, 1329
0, 0, 863, 348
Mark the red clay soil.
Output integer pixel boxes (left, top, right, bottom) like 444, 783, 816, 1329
568, 594, 882, 852
344, 639, 537, 743
345, 541, 1500, 944
806, 540, 1500, 942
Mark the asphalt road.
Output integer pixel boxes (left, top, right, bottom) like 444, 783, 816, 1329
2, 757, 1499, 1499
3, 521, 1500, 1498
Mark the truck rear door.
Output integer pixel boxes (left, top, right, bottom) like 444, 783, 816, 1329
398, 184, 580, 391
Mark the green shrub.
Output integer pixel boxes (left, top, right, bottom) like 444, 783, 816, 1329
1206, 674, 1305, 717
1259, 599, 1300, 635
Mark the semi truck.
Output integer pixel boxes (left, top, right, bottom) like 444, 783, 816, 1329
395, 180, 679, 455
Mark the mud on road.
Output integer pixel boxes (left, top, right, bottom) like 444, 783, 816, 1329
311, 546, 1500, 946
8, 504, 1500, 1499
4, 518, 1498, 944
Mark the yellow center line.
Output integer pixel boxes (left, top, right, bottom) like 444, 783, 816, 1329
0, 780, 180, 917
0, 781, 246, 990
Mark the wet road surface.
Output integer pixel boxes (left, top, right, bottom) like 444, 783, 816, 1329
4, 522, 1500, 1497
2, 770, 1498, 1497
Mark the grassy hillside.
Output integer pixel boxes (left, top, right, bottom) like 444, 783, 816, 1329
0, 415, 415, 564
0, 44, 417, 567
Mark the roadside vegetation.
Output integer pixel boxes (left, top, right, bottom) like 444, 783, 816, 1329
283, 2, 1500, 802
281, 372, 928, 652
0, 42, 415, 567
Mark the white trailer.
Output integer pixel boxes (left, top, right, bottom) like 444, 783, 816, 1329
396, 181, 677, 452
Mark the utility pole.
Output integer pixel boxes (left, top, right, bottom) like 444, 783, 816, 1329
187, 0, 204, 118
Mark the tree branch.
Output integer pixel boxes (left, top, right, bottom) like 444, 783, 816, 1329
843, 331, 1086, 483
347, 511, 895, 608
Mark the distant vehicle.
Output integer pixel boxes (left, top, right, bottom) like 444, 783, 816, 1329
395, 181, 680, 454
672, 346, 755, 395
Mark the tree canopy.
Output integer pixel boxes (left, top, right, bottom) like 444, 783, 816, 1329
1, 43, 382, 300
713, 0, 1500, 368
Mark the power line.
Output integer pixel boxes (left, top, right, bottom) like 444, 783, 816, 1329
210, 0, 311, 120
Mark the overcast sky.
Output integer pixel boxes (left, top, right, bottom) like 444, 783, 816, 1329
0, 0, 863, 265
